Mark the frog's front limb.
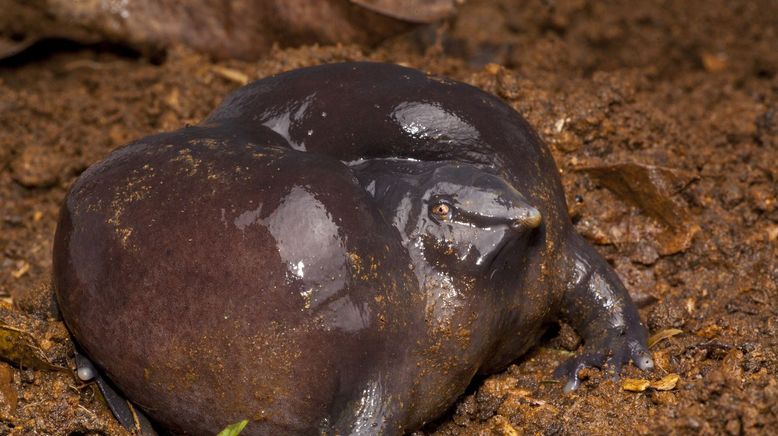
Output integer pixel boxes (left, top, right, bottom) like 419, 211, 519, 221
74, 349, 157, 435
555, 234, 654, 391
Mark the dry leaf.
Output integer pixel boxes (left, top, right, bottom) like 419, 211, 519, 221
0, 324, 61, 370
650, 373, 680, 391
351, 0, 458, 23
577, 162, 699, 255
648, 328, 683, 347
212, 66, 250, 85
622, 378, 650, 392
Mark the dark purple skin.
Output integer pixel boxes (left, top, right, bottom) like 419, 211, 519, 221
54, 62, 653, 435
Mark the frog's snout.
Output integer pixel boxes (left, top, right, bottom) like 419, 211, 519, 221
510, 207, 542, 230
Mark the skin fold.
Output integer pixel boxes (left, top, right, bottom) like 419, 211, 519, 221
54, 62, 652, 435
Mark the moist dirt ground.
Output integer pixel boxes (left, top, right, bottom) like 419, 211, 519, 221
0, 0, 776, 434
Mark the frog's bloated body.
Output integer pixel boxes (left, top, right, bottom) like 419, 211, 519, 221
54, 62, 652, 435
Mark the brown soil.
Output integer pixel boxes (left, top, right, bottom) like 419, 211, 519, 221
0, 0, 776, 434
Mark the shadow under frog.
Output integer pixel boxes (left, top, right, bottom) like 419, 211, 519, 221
55, 62, 653, 436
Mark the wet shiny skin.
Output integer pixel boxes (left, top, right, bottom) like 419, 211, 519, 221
54, 62, 652, 435
350, 159, 542, 271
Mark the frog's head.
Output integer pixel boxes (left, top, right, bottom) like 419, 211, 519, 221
410, 163, 542, 274
351, 159, 542, 275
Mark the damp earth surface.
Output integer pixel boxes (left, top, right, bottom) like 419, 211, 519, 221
0, 0, 776, 434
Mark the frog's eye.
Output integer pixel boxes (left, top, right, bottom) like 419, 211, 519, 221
431, 203, 451, 220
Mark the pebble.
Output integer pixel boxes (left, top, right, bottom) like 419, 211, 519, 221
11, 146, 61, 188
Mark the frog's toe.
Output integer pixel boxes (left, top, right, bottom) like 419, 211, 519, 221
604, 336, 650, 376
629, 339, 654, 370
555, 329, 654, 392
553, 348, 607, 393
75, 352, 97, 381
604, 345, 627, 379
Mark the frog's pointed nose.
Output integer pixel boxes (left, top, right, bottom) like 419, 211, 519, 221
511, 207, 542, 230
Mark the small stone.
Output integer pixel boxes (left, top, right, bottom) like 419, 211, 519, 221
484, 63, 501, 75
629, 241, 660, 266
749, 184, 775, 212
648, 301, 686, 331
720, 180, 743, 208
700, 52, 729, 73
11, 145, 62, 188
685, 298, 695, 315
556, 322, 582, 351
555, 130, 583, 152
649, 390, 677, 405
767, 225, 778, 242
725, 418, 741, 436
38, 339, 52, 351
720, 349, 744, 381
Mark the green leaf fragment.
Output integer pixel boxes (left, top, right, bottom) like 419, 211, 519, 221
217, 419, 249, 436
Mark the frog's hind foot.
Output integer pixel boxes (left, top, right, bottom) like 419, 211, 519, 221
553, 325, 654, 392
556, 235, 654, 392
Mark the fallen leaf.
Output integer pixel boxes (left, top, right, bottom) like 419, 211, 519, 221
0, 324, 61, 371
577, 162, 699, 255
650, 373, 680, 391
351, 0, 458, 23
218, 419, 249, 436
622, 378, 650, 392
648, 328, 683, 348
212, 66, 250, 85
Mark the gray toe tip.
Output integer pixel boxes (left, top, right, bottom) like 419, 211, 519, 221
563, 378, 580, 393
636, 353, 654, 370
77, 365, 96, 381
